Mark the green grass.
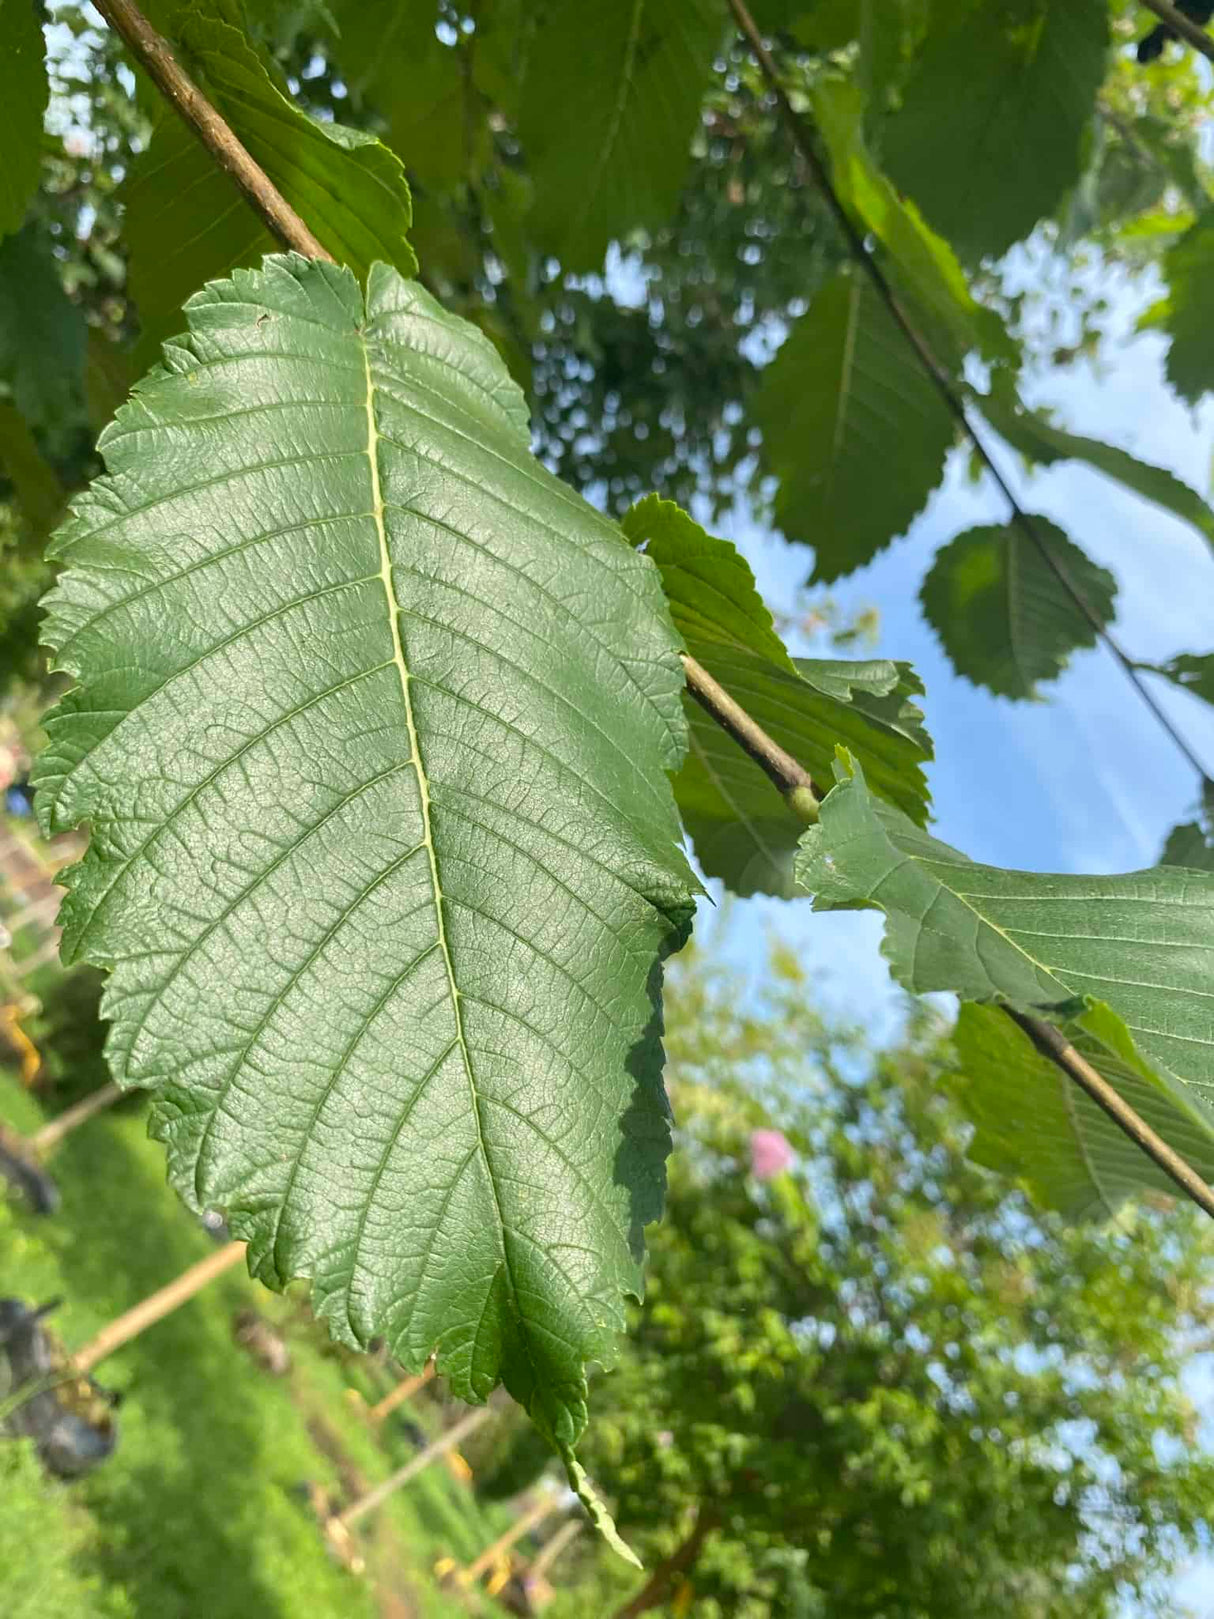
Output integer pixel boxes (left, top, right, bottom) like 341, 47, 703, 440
0, 1069, 510, 1619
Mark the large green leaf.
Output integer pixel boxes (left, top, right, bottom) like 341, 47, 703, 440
919, 517, 1116, 699
953, 999, 1214, 1219
980, 388, 1214, 553
621, 497, 931, 896
0, 0, 47, 240
885, 0, 1109, 263
755, 274, 955, 580
518, 0, 721, 273
123, 6, 415, 358
1158, 211, 1214, 407
0, 224, 87, 440
35, 256, 696, 1496
795, 760, 1214, 1095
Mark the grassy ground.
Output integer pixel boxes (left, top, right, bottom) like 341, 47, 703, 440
0, 1067, 512, 1619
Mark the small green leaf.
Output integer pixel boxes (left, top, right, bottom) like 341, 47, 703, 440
123, 6, 416, 357
980, 388, 1214, 552
755, 274, 954, 581
886, 0, 1108, 263
1138, 652, 1214, 709
622, 496, 931, 896
0, 0, 48, 240
36, 254, 696, 1483
953, 999, 1214, 1220
919, 518, 1116, 699
1159, 821, 1214, 873
1158, 211, 1214, 407
518, 0, 721, 272
796, 761, 1214, 1094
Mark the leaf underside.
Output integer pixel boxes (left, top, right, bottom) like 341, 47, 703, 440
796, 764, 1214, 1099
35, 255, 696, 1458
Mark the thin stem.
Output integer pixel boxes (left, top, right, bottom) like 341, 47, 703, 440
91, 0, 331, 261
1140, 0, 1214, 60
724, 0, 1211, 786
1002, 1007, 1214, 1220
682, 653, 820, 808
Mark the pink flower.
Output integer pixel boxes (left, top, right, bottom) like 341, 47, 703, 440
749, 1128, 794, 1180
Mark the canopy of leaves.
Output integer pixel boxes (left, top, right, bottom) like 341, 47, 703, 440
578, 952, 1214, 1616
34, 255, 696, 1500
919, 517, 1116, 699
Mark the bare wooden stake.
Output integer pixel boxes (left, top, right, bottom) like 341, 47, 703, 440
71, 1241, 248, 1374
337, 1404, 492, 1529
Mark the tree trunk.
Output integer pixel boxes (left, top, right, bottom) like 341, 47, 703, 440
613, 1511, 716, 1619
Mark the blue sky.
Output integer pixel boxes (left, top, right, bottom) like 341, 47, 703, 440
701, 268, 1214, 1038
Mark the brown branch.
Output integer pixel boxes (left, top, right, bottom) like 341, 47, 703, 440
92, 0, 331, 261
724, 0, 1211, 786
1002, 1008, 1214, 1221
682, 653, 819, 810
1140, 0, 1214, 61
613, 1510, 717, 1619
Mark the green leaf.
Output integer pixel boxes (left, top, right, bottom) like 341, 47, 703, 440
518, 0, 721, 273
35, 255, 696, 1477
979, 387, 1214, 552
953, 999, 1214, 1219
919, 518, 1116, 699
0, 224, 87, 439
326, 0, 486, 188
755, 274, 954, 581
885, 0, 1109, 263
1138, 652, 1214, 710
1159, 211, 1214, 407
796, 760, 1214, 1094
0, 0, 48, 240
621, 496, 932, 896
123, 8, 416, 358
0, 401, 63, 535
1159, 821, 1214, 873
812, 79, 1010, 368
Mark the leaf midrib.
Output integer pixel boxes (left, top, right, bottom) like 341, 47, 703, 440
361, 337, 521, 1359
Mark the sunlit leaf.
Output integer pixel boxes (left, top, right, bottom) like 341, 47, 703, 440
35, 255, 696, 1503
123, 6, 415, 358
